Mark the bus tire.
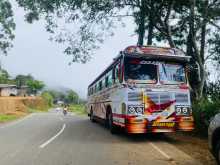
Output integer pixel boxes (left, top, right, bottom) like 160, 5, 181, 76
107, 110, 118, 134
90, 109, 95, 122
215, 140, 220, 165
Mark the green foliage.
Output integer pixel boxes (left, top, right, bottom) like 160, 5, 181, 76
0, 0, 15, 55
41, 91, 54, 107
0, 69, 10, 83
27, 79, 45, 95
193, 99, 220, 135
42, 89, 81, 105
46, 90, 65, 102
68, 104, 86, 115
66, 90, 79, 104
16, 0, 220, 100
192, 81, 220, 135
0, 114, 17, 122
207, 81, 220, 102
15, 74, 34, 87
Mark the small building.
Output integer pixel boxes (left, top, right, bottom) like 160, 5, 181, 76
0, 84, 17, 96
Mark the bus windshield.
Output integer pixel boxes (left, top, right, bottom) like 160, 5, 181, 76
124, 57, 157, 83
159, 63, 186, 84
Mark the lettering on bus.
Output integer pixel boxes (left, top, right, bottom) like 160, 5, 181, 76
152, 122, 175, 127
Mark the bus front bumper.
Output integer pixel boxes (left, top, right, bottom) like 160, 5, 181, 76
125, 117, 194, 134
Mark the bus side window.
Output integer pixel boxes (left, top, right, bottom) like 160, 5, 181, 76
112, 68, 115, 83
95, 84, 97, 93
114, 63, 120, 84
99, 81, 102, 91
91, 87, 93, 95
105, 76, 109, 87
109, 70, 113, 86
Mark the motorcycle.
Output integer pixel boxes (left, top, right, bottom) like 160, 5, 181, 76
63, 108, 67, 116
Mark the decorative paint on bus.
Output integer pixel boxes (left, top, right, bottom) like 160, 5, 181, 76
87, 45, 194, 134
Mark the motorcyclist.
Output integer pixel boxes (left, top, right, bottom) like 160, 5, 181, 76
63, 105, 68, 116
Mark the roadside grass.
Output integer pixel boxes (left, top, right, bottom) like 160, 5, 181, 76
69, 104, 87, 115
27, 108, 48, 113
0, 114, 18, 123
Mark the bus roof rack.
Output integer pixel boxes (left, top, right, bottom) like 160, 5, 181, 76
123, 45, 190, 62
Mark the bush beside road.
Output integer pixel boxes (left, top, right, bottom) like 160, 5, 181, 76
0, 114, 18, 123
68, 104, 87, 115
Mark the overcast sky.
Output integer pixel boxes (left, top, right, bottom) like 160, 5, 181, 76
0, 1, 138, 98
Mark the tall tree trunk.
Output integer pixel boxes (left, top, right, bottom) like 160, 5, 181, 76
188, 0, 208, 101
147, 17, 153, 45
147, 0, 154, 45
166, 27, 176, 48
137, 3, 146, 46
137, 17, 145, 46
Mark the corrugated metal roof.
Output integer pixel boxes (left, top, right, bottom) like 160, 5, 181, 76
0, 84, 17, 88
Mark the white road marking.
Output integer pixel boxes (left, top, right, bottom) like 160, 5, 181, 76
39, 123, 66, 149
150, 142, 173, 161
0, 113, 36, 129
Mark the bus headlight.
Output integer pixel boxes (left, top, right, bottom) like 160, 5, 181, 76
182, 107, 188, 114
128, 106, 136, 114
175, 106, 191, 116
176, 107, 182, 115
128, 105, 144, 115
136, 107, 143, 114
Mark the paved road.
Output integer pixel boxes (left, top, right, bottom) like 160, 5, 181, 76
0, 110, 201, 165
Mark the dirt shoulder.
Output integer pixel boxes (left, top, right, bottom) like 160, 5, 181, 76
165, 132, 216, 165
0, 96, 48, 123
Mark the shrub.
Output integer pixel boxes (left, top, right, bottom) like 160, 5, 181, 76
193, 98, 220, 135
41, 91, 54, 107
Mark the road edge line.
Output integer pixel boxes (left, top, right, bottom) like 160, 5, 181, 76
39, 123, 66, 149
150, 142, 173, 161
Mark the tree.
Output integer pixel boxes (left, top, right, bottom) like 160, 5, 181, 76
41, 91, 54, 107
0, 0, 15, 55
27, 79, 45, 95
0, 69, 10, 84
16, 0, 220, 100
16, 0, 158, 62
185, 0, 220, 100
66, 90, 79, 104
15, 74, 34, 87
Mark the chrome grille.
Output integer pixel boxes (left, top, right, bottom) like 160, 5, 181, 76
175, 93, 189, 104
147, 92, 171, 104
147, 93, 159, 104
128, 92, 142, 101
160, 93, 171, 104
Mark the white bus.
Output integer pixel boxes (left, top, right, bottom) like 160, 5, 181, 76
87, 45, 194, 134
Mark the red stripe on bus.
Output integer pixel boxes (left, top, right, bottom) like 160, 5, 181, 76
112, 113, 135, 119
113, 122, 125, 127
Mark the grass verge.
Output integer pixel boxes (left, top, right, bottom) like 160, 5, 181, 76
0, 114, 18, 123
27, 107, 49, 113
69, 104, 87, 115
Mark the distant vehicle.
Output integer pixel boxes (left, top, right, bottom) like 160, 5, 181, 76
57, 100, 64, 105
87, 45, 194, 134
208, 113, 220, 165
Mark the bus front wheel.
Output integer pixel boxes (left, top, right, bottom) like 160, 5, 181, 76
107, 111, 118, 134
90, 109, 95, 122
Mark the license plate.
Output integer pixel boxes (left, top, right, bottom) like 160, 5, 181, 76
152, 122, 175, 127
